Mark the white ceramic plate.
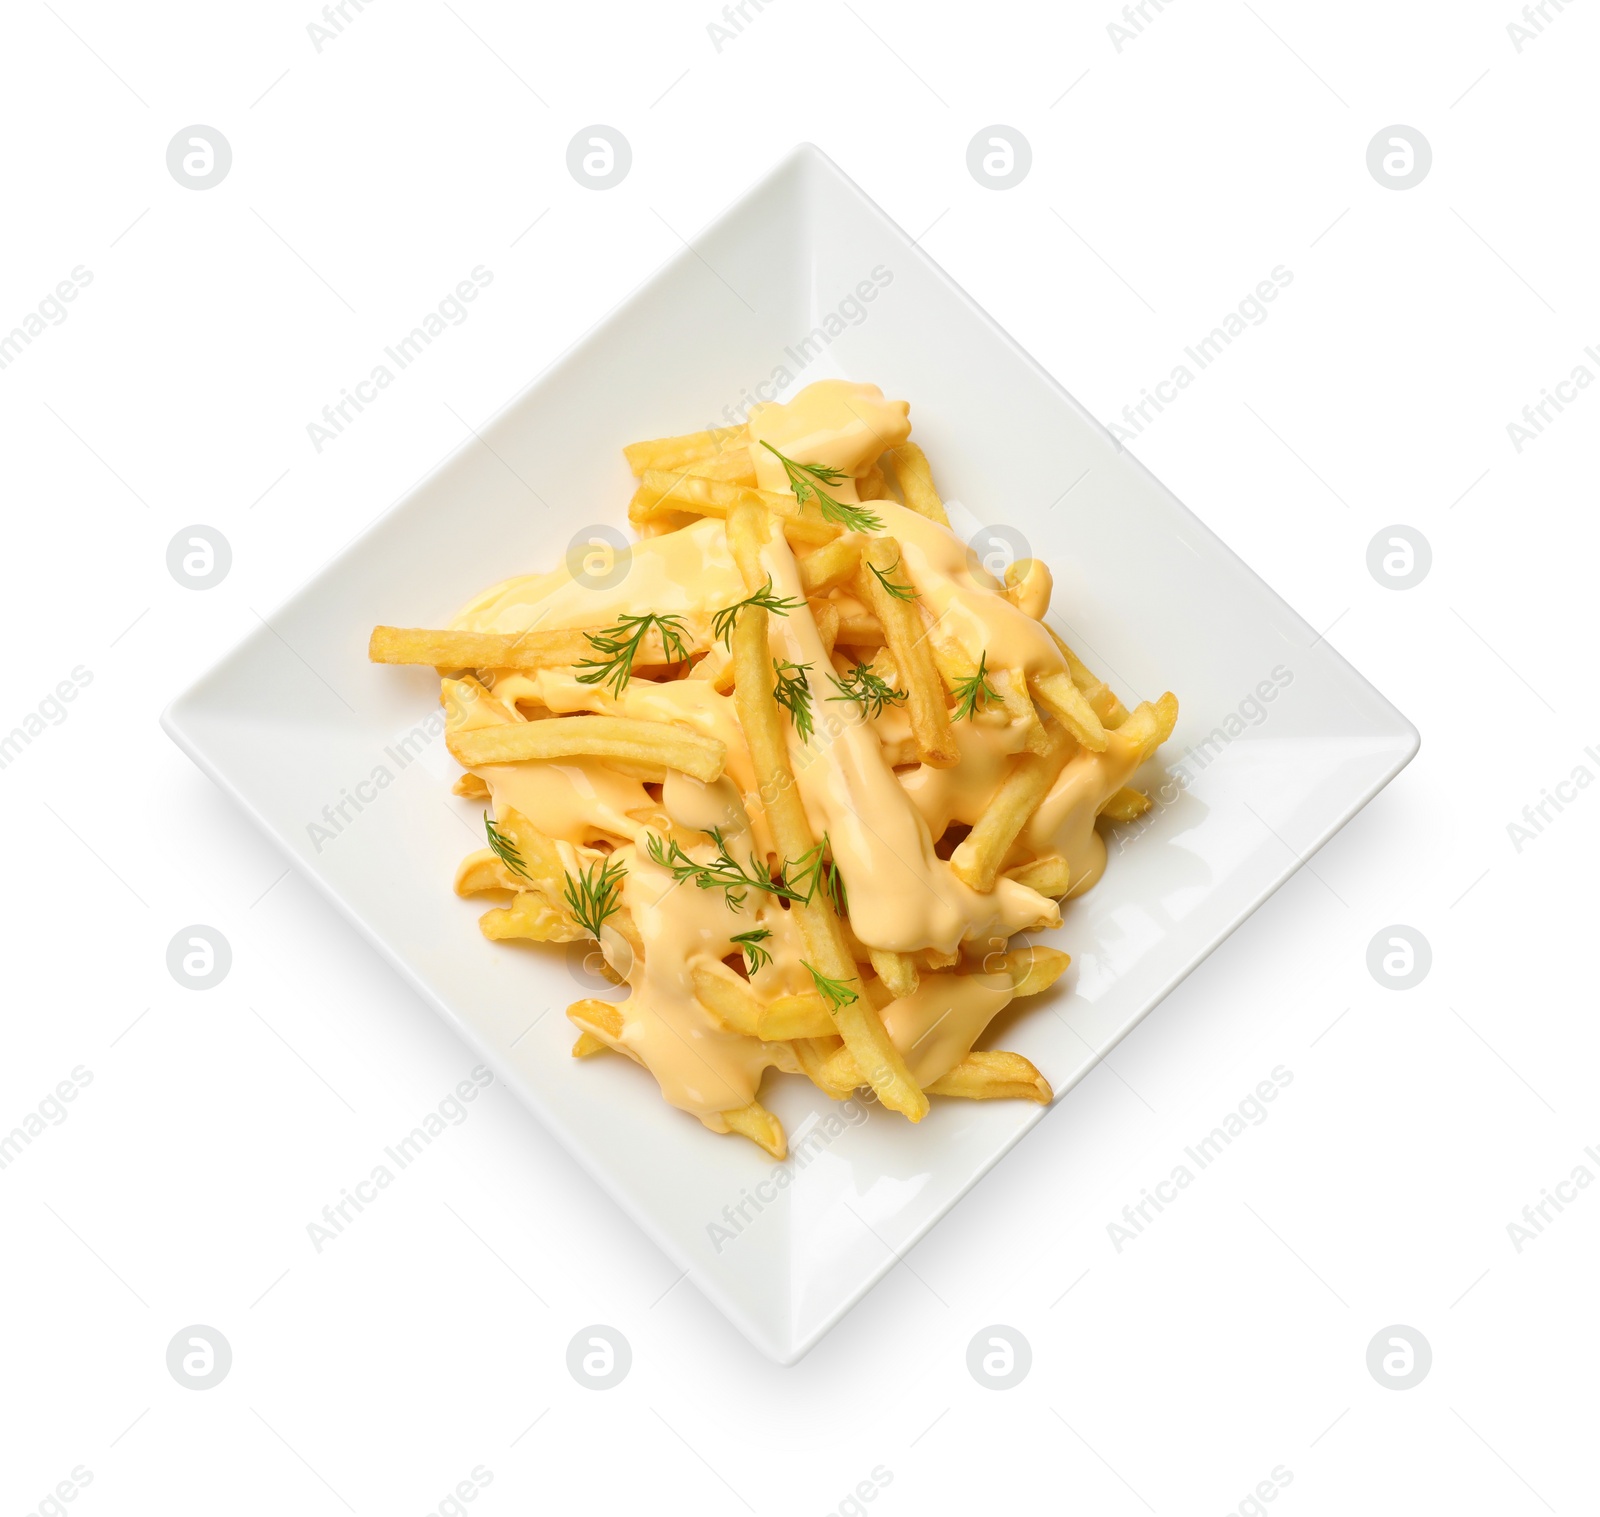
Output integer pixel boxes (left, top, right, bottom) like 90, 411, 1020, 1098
164, 144, 1417, 1364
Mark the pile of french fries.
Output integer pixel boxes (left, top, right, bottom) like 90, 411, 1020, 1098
370, 388, 1177, 1158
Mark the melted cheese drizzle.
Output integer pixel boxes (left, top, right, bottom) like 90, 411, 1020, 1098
447, 381, 1149, 1126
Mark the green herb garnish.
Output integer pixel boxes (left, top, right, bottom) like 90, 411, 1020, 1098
802, 960, 858, 1012
951, 651, 999, 722
868, 556, 917, 602
575, 612, 690, 697
563, 854, 627, 939
828, 661, 908, 721
710, 577, 803, 648
730, 927, 773, 975
647, 827, 811, 911
772, 659, 814, 742
758, 440, 883, 533
484, 813, 530, 880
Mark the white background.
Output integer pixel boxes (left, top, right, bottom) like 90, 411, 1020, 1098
2, 1, 1596, 1513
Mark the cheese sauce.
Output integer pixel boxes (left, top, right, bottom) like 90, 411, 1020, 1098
445, 382, 1156, 1126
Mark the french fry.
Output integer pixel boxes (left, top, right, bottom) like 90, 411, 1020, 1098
887, 441, 950, 526
1003, 855, 1071, 898
834, 613, 885, 646
925, 1050, 1052, 1103
623, 424, 746, 476
809, 598, 840, 659
1115, 691, 1179, 759
677, 450, 757, 487
692, 965, 838, 1039
922, 946, 961, 971
571, 1030, 610, 1057
370, 625, 599, 671
731, 556, 929, 1122
869, 949, 919, 1000
1101, 786, 1151, 822
1044, 625, 1130, 728
452, 772, 491, 799
992, 944, 1072, 998
481, 892, 586, 942
857, 537, 956, 767
1030, 668, 1109, 753
998, 668, 1051, 755
448, 715, 726, 783
1002, 558, 1052, 618
721, 1098, 787, 1158
951, 722, 1072, 893
632, 470, 838, 545
788, 1036, 854, 1099
797, 535, 863, 593
567, 999, 636, 1064
857, 462, 888, 502
454, 849, 519, 896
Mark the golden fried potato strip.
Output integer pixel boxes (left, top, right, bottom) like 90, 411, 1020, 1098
1043, 625, 1131, 728
623, 424, 747, 476
797, 535, 863, 593
448, 715, 726, 783
1029, 669, 1109, 753
727, 509, 929, 1122
925, 1050, 1052, 1103
886, 442, 950, 526
857, 536, 956, 767
1101, 786, 1151, 822
951, 722, 1072, 893
721, 1099, 787, 1159
481, 892, 586, 942
1003, 855, 1071, 898
370, 625, 598, 671
632, 471, 839, 545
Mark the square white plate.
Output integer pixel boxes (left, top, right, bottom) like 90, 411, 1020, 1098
164, 144, 1417, 1364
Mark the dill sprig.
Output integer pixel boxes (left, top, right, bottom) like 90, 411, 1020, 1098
783, 832, 846, 917
484, 813, 530, 880
828, 661, 907, 721
710, 577, 803, 648
868, 556, 917, 602
951, 652, 999, 721
729, 927, 773, 975
646, 827, 810, 910
772, 659, 814, 742
758, 440, 884, 534
575, 612, 690, 697
820, 846, 847, 918
563, 854, 627, 939
802, 960, 858, 1012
